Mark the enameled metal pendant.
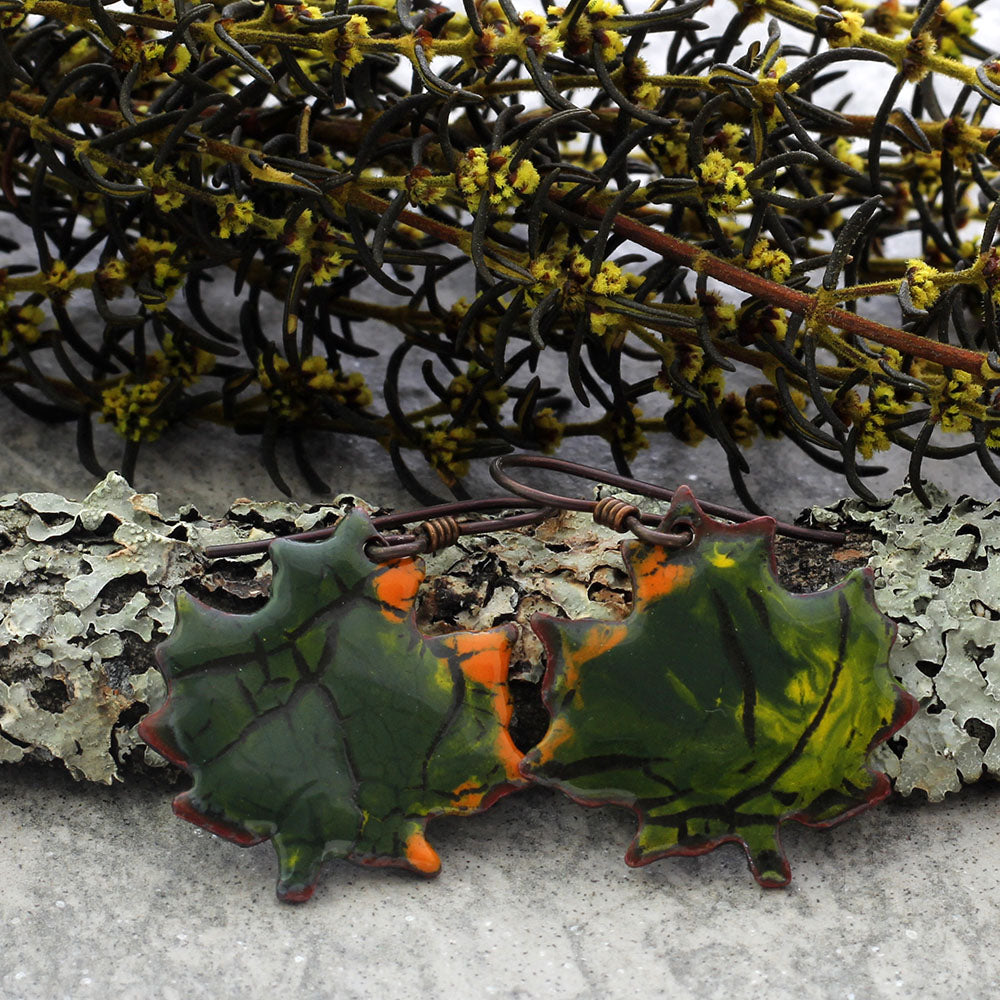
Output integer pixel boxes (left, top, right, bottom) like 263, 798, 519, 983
140, 509, 524, 902
522, 487, 917, 886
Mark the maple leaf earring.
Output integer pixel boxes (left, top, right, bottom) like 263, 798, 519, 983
139, 503, 547, 903
491, 455, 918, 887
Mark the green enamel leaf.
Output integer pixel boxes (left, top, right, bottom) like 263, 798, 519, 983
139, 509, 524, 902
522, 487, 916, 886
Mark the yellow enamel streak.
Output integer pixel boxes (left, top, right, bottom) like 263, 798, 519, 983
708, 547, 736, 569
666, 671, 700, 711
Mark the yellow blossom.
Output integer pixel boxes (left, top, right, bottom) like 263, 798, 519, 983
100, 378, 169, 441
828, 10, 865, 48
44, 260, 77, 301
423, 424, 477, 480
932, 371, 978, 433
455, 146, 540, 212
697, 150, 753, 217
745, 239, 792, 283
321, 14, 371, 70
1, 303, 46, 354
312, 251, 345, 285
904, 259, 941, 310
217, 198, 256, 238
532, 407, 565, 453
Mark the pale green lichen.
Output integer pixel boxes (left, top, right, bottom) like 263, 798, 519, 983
810, 486, 1000, 801
0, 473, 368, 782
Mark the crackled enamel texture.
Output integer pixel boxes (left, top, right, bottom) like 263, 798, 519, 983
139, 508, 524, 902
523, 487, 916, 887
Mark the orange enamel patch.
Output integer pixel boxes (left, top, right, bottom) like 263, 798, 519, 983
633, 555, 694, 604
453, 631, 512, 687
450, 779, 486, 810
404, 830, 441, 873
571, 622, 628, 669
372, 559, 422, 621
496, 731, 524, 780
534, 716, 574, 765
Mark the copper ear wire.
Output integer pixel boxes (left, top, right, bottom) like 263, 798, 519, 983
202, 453, 845, 563
489, 454, 847, 548
203, 496, 556, 562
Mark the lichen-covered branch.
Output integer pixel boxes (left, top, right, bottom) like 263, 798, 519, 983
0, 473, 995, 802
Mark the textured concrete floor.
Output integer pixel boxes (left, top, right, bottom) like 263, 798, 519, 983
1, 764, 999, 1000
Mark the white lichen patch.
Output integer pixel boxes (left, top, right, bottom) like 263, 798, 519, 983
0, 474, 365, 782
810, 486, 1000, 801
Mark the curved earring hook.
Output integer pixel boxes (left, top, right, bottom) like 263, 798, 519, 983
204, 496, 557, 561
489, 453, 847, 548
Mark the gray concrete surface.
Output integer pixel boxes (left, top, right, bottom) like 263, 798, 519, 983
4, 395, 1000, 1000
1, 764, 998, 1000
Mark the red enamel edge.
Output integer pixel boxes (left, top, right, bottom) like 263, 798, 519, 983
173, 790, 267, 847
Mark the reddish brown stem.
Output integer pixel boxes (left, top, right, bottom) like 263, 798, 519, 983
590, 203, 985, 377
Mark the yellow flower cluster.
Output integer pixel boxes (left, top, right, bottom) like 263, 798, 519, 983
516, 10, 559, 58
455, 146, 540, 212
719, 392, 758, 446
548, 0, 625, 62
257, 355, 372, 421
527, 247, 637, 338
312, 250, 345, 285
43, 260, 77, 302
95, 259, 130, 299
422, 424, 477, 480
0, 302, 46, 355
837, 376, 911, 460
147, 333, 216, 386
745, 239, 793, 283
607, 404, 648, 461
931, 371, 980, 433
302, 357, 372, 405
320, 14, 371, 71
140, 166, 185, 213
647, 128, 689, 176
745, 383, 803, 440
110, 30, 190, 77
696, 151, 753, 218
827, 10, 866, 48
656, 344, 727, 447
0, 5, 24, 28
531, 407, 565, 453
217, 197, 256, 239
132, 238, 184, 311
447, 364, 507, 415
832, 136, 865, 174
408, 167, 451, 207
457, 4, 559, 70
856, 405, 891, 459
101, 379, 169, 442
904, 259, 942, 310
938, 2, 976, 58
901, 33, 938, 83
